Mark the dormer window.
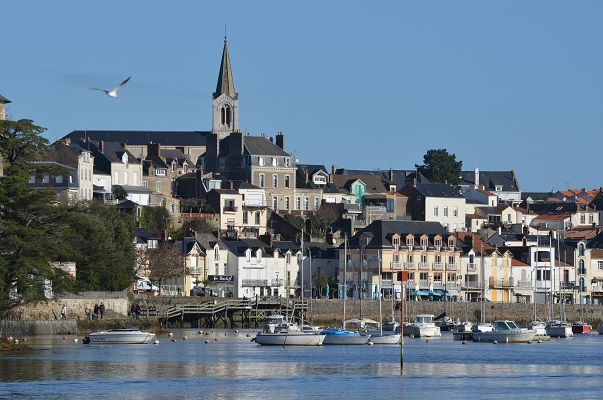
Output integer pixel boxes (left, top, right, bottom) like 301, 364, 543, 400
246, 249, 251, 262
272, 157, 277, 166
285, 158, 291, 167
214, 245, 220, 260
122, 153, 128, 164
259, 157, 264, 166
393, 237, 399, 250
407, 238, 413, 250
421, 238, 427, 250
256, 249, 262, 262
435, 239, 441, 251
156, 168, 166, 176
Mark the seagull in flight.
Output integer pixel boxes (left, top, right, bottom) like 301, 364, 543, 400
89, 76, 131, 97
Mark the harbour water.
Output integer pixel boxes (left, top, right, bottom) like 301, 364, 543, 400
1, 328, 603, 399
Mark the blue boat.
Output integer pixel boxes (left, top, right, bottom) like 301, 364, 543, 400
320, 327, 370, 345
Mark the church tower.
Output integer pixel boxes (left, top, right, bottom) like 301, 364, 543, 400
212, 37, 239, 139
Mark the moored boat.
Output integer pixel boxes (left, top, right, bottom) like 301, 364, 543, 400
527, 321, 550, 341
452, 321, 474, 341
472, 320, 536, 343
367, 331, 401, 345
571, 321, 592, 334
252, 331, 326, 346
545, 320, 573, 338
83, 326, 155, 344
320, 327, 370, 345
406, 314, 441, 338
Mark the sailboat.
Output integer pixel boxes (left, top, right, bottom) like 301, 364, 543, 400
321, 233, 370, 345
571, 263, 591, 334
471, 246, 492, 334
368, 251, 401, 344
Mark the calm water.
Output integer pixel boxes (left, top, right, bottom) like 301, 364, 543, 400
1, 329, 602, 399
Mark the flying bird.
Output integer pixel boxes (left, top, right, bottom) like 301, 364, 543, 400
89, 76, 131, 97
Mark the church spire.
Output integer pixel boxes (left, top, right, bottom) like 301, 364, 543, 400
214, 37, 237, 99
212, 36, 239, 139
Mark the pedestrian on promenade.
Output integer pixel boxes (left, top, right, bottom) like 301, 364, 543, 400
93, 304, 99, 319
61, 305, 67, 319
99, 303, 105, 319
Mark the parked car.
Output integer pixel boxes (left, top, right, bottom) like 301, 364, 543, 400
191, 286, 216, 297
470, 297, 491, 302
136, 278, 158, 292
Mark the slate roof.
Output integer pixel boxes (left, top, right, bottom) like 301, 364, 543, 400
62, 130, 209, 147
335, 168, 430, 187
528, 202, 590, 214
331, 174, 390, 195
217, 135, 289, 157
345, 220, 448, 250
0, 94, 10, 103
461, 170, 519, 192
414, 183, 465, 198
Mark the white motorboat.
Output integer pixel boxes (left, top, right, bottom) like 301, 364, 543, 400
320, 327, 370, 345
472, 320, 536, 343
471, 322, 494, 333
382, 317, 400, 332
545, 320, 573, 338
252, 331, 325, 346
452, 321, 474, 341
83, 326, 155, 344
263, 314, 297, 333
406, 314, 441, 338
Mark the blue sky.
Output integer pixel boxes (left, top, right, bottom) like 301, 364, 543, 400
2, 1, 602, 192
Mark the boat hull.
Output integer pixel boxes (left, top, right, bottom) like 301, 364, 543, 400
84, 330, 155, 344
472, 330, 536, 343
408, 325, 441, 337
571, 323, 592, 334
253, 332, 325, 346
546, 323, 574, 338
368, 333, 401, 344
321, 328, 370, 345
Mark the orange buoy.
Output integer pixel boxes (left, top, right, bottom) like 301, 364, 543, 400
224, 333, 228, 336
22, 338, 26, 342
171, 339, 177, 342
63, 336, 67, 340
426, 339, 430, 343
215, 337, 219, 341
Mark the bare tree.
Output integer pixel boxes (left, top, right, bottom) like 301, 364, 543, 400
316, 203, 340, 231
148, 242, 185, 295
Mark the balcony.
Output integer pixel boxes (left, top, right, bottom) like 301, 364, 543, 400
559, 281, 575, 290
223, 206, 238, 213
489, 277, 514, 289
433, 263, 444, 271
242, 279, 268, 287
242, 199, 267, 208
365, 205, 386, 213
446, 263, 458, 271
418, 262, 429, 270
515, 280, 533, 289
391, 262, 403, 270
405, 262, 416, 270
270, 279, 284, 287
462, 280, 481, 290
467, 263, 476, 271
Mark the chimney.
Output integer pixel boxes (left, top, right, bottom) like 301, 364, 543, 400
475, 166, 479, 189
389, 167, 394, 181
331, 164, 336, 175
276, 132, 285, 150
230, 131, 244, 157
305, 170, 309, 184
147, 143, 160, 157
99, 140, 104, 153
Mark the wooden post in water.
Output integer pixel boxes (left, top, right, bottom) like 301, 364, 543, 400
400, 283, 405, 373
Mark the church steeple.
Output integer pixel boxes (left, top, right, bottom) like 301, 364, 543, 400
212, 37, 239, 139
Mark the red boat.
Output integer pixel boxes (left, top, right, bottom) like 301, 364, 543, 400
571, 321, 592, 334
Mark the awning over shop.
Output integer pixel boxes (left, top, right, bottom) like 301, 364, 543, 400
411, 290, 430, 297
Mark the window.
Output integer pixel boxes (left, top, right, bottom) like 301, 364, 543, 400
421, 254, 427, 263
590, 214, 594, 224
296, 197, 301, 210
285, 158, 291, 167
214, 246, 220, 260
243, 211, 248, 224
285, 175, 290, 188
434, 207, 438, 217
285, 197, 290, 210
156, 169, 166, 176
435, 239, 441, 250
598, 261, 603, 270
443, 207, 448, 217
407, 238, 413, 249
143, 180, 148, 188
124, 172, 128, 186
436, 255, 441, 263
28, 176, 35, 184
259, 174, 265, 188
259, 157, 264, 166
272, 157, 277, 166
286, 253, 291, 264
314, 197, 319, 210
581, 214, 585, 224
272, 174, 278, 188
246, 249, 251, 262
408, 254, 413, 263
215, 262, 219, 275
453, 207, 458, 217
272, 197, 278, 210
579, 243, 585, 257
393, 237, 399, 250
56, 175, 63, 184
421, 238, 427, 249
305, 197, 309, 210
255, 211, 260, 225
256, 249, 262, 262
156, 181, 162, 193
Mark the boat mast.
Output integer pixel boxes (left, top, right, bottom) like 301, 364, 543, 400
301, 223, 304, 327
379, 250, 383, 335
343, 233, 347, 330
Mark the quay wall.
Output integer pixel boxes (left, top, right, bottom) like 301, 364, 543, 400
308, 299, 603, 326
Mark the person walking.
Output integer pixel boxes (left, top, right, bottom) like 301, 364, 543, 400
99, 303, 105, 320
93, 304, 99, 319
60, 305, 67, 320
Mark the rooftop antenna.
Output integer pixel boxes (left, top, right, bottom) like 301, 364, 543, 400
224, 24, 227, 40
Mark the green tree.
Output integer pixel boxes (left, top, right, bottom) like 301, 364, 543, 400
67, 201, 136, 291
313, 269, 329, 298
112, 185, 128, 201
0, 119, 75, 312
0, 119, 49, 167
415, 149, 463, 187
139, 206, 171, 237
